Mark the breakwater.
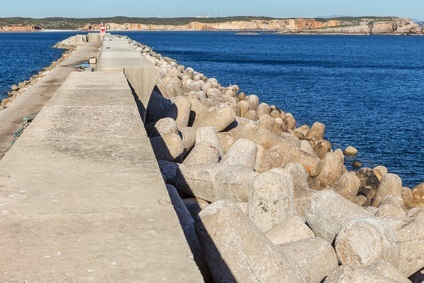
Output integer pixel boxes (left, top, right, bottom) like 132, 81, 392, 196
123, 35, 424, 281
1, 34, 423, 281
121, 31, 424, 188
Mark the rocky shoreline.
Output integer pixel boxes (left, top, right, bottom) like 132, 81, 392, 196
114, 35, 424, 282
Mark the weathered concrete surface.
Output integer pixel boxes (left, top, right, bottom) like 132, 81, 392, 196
97, 35, 158, 121
0, 71, 203, 279
0, 42, 100, 159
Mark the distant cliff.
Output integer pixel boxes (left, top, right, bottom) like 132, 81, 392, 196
82, 17, 422, 35
0, 16, 422, 35
0, 25, 41, 32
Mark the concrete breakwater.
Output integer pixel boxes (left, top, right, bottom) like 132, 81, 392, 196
1, 34, 423, 281
121, 35, 424, 281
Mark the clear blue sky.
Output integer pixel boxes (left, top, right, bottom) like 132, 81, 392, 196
1, 0, 423, 20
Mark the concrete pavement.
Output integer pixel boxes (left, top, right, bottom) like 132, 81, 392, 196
0, 42, 101, 159
0, 37, 204, 281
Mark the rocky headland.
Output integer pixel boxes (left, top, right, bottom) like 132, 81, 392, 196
0, 17, 423, 35
97, 35, 424, 282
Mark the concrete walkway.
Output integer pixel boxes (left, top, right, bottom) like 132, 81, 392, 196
0, 38, 203, 281
0, 42, 100, 160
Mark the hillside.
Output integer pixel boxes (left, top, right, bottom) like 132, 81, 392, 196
0, 16, 422, 35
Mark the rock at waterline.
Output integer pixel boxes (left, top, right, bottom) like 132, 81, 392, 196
344, 145, 358, 156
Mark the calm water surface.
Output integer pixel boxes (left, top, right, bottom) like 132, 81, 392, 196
1, 31, 423, 187
0, 32, 77, 98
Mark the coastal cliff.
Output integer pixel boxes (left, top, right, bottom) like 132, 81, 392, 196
83, 17, 423, 35
0, 16, 422, 35
0, 25, 41, 32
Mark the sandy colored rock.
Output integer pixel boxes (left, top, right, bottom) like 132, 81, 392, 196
271, 117, 287, 136
407, 207, 424, 218
217, 132, 234, 154
343, 145, 358, 156
283, 113, 296, 130
336, 216, 424, 276
197, 200, 303, 283
207, 165, 258, 202
254, 128, 284, 150
299, 140, 319, 158
242, 109, 259, 121
254, 144, 272, 173
351, 195, 366, 207
305, 190, 372, 242
170, 96, 192, 127
336, 217, 400, 267
195, 127, 223, 156
368, 260, 412, 283
192, 104, 236, 132
396, 218, 424, 276
280, 132, 301, 148
247, 94, 260, 110
151, 117, 179, 137
183, 141, 220, 166
374, 165, 388, 181
150, 133, 185, 162
270, 109, 281, 119
379, 195, 405, 208
221, 139, 257, 170
256, 114, 274, 131
325, 264, 400, 283
237, 100, 250, 117
375, 204, 407, 218
294, 124, 310, 138
332, 171, 361, 200
279, 237, 339, 283
313, 139, 332, 159
285, 162, 317, 220
372, 173, 403, 207
248, 169, 295, 232
159, 77, 184, 98
257, 102, 270, 116
266, 215, 315, 245
305, 122, 325, 141
411, 183, 424, 207
178, 126, 196, 151
401, 187, 414, 208
238, 124, 259, 141
314, 152, 344, 187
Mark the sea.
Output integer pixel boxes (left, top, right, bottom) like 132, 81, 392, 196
1, 31, 423, 188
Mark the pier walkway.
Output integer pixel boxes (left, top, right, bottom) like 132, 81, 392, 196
0, 36, 203, 281
0, 42, 100, 160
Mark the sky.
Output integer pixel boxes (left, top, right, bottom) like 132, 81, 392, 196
0, 0, 423, 20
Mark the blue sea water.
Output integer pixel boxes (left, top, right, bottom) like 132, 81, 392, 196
0, 32, 77, 98
1, 31, 423, 187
